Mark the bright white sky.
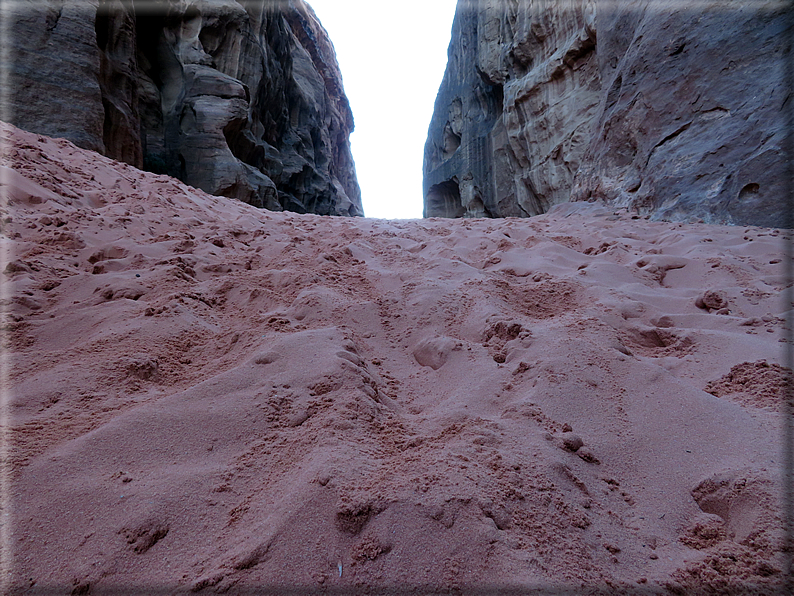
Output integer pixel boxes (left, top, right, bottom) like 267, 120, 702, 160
308, 0, 459, 219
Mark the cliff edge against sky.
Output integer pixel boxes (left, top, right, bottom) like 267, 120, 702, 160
5, 0, 362, 216
424, 0, 789, 227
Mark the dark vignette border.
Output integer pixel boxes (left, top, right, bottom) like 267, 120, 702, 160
0, 1, 791, 595
4, 586, 791, 596
782, 0, 794, 593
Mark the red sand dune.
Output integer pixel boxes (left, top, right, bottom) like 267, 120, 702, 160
1, 122, 790, 594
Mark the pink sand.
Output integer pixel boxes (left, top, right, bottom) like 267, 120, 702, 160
1, 122, 790, 593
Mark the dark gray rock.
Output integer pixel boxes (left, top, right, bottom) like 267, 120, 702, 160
5, 0, 362, 216
424, 0, 788, 227
5, 0, 106, 153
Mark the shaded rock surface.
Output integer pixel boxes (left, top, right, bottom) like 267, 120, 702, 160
4, 0, 362, 216
424, 0, 788, 227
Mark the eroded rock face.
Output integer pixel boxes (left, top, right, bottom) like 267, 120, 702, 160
5, 0, 362, 216
424, 0, 788, 227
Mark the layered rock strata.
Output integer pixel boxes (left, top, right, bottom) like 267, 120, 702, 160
5, 0, 362, 216
424, 0, 788, 227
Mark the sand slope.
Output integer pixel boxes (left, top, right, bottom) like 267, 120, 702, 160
1, 123, 790, 594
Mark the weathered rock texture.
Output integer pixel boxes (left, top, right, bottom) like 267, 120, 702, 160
4, 0, 362, 216
424, 0, 789, 227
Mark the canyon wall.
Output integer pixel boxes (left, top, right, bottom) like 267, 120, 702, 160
4, 0, 363, 216
424, 0, 789, 227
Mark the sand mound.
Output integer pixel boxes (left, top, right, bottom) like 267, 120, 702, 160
2, 122, 790, 594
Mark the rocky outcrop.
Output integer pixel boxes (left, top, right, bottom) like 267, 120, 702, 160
5, 0, 362, 216
424, 0, 789, 227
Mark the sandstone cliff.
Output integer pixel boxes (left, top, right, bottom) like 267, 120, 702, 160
5, 0, 362, 216
424, 0, 788, 227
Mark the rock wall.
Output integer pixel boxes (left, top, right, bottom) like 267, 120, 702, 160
4, 0, 363, 216
424, 0, 789, 227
